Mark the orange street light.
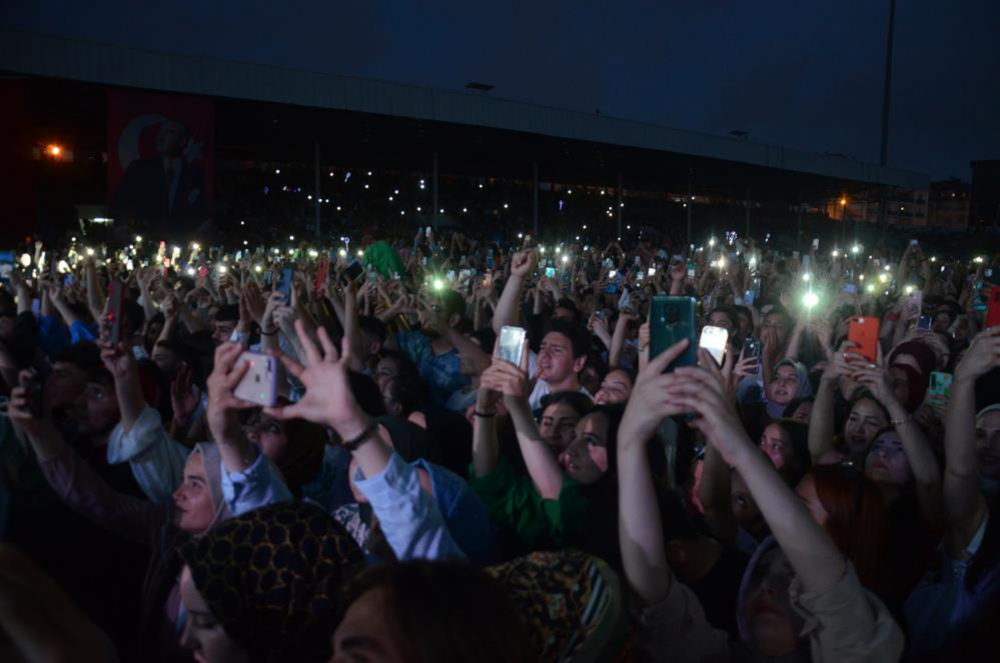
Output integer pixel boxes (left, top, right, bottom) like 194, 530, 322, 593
46, 144, 62, 157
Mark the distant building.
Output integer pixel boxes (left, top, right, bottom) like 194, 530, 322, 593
928, 178, 971, 227
970, 160, 1000, 228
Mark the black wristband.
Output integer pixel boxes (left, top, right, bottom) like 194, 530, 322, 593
474, 410, 497, 418
260, 327, 278, 336
341, 419, 379, 452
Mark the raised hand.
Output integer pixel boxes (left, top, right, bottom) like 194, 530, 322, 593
509, 249, 537, 278
265, 320, 367, 438
665, 350, 752, 466
619, 338, 691, 444
955, 327, 1000, 384
479, 338, 531, 404
97, 336, 136, 384
204, 343, 256, 445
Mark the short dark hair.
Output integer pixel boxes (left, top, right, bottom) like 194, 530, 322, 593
53, 341, 102, 374
349, 370, 386, 418
542, 318, 590, 358
539, 390, 594, 418
436, 290, 466, 322
358, 315, 387, 345
385, 374, 431, 415
214, 304, 240, 323
123, 300, 145, 336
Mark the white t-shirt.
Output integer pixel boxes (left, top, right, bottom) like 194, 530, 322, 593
528, 377, 592, 412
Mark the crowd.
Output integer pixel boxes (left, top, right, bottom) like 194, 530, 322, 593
0, 223, 999, 662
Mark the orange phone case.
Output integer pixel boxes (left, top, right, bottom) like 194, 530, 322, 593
987, 286, 1000, 329
848, 316, 881, 364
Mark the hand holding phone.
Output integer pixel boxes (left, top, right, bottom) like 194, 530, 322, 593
105, 280, 126, 345
847, 316, 880, 364
233, 352, 279, 407
649, 296, 697, 371
699, 325, 729, 366
497, 326, 527, 368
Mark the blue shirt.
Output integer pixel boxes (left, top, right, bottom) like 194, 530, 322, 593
395, 331, 469, 406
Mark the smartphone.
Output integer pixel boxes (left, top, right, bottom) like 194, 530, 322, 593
802, 255, 811, 272
649, 296, 698, 371
699, 325, 729, 366
544, 267, 556, 278
987, 287, 1000, 329
314, 258, 329, 292
847, 316, 881, 364
497, 326, 527, 367
843, 284, 858, 295
910, 239, 919, 247
343, 260, 364, 284
277, 266, 294, 302
263, 270, 273, 288
741, 337, 762, 374
927, 371, 953, 410
647, 267, 657, 277
106, 280, 126, 345
905, 289, 923, 320
27, 378, 44, 419
686, 263, 696, 278
917, 315, 933, 332
233, 352, 279, 407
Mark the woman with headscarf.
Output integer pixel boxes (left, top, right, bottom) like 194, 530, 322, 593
178, 501, 363, 663
739, 358, 814, 443
9, 373, 236, 662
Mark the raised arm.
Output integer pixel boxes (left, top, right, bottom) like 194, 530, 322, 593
673, 352, 847, 595
617, 340, 690, 605
608, 313, 635, 368
98, 337, 147, 436
943, 329, 999, 558
471, 386, 502, 478
854, 363, 943, 525
265, 321, 462, 560
479, 341, 564, 500
808, 341, 858, 463
492, 249, 537, 336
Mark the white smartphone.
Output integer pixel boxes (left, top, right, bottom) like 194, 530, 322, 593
699, 325, 729, 366
233, 352, 279, 407
647, 267, 657, 277
497, 326, 527, 367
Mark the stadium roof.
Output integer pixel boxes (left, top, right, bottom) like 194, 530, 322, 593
0, 26, 928, 199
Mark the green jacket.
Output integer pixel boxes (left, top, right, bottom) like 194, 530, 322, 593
469, 458, 588, 555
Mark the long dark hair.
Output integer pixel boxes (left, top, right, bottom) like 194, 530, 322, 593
579, 404, 625, 570
339, 561, 538, 663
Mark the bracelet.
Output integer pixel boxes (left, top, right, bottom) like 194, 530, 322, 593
341, 419, 379, 453
260, 327, 278, 336
891, 414, 914, 426
474, 410, 497, 418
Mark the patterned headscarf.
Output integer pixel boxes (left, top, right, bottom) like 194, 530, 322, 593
180, 502, 363, 663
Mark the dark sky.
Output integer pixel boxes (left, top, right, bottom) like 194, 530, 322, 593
6, 0, 999, 180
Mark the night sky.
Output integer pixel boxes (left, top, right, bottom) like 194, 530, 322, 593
6, 0, 999, 180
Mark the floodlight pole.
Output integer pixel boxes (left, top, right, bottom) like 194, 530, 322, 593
745, 186, 751, 238
878, 0, 897, 239
617, 170, 623, 238
532, 163, 539, 237
314, 142, 321, 237
432, 153, 439, 231
686, 178, 693, 245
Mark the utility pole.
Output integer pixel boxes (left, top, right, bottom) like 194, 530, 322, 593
878, 0, 897, 239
